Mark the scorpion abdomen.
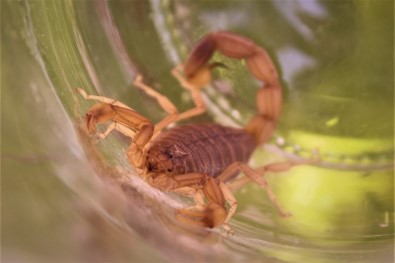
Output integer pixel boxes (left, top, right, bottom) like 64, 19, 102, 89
147, 123, 256, 178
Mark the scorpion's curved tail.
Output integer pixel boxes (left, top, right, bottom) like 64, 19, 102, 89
184, 31, 282, 145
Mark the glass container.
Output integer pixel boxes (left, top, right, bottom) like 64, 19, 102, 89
2, 1, 393, 262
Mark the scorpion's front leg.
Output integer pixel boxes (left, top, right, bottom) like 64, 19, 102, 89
133, 75, 179, 135
147, 172, 237, 234
81, 99, 154, 168
77, 88, 133, 109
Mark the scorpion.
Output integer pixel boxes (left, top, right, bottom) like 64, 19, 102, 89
77, 31, 304, 234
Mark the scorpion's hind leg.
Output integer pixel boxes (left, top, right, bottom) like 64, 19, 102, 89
217, 162, 293, 218
218, 153, 320, 217
226, 157, 319, 193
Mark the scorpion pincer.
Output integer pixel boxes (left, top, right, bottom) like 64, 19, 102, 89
77, 31, 300, 235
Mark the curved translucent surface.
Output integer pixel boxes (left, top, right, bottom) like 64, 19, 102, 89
2, 1, 394, 262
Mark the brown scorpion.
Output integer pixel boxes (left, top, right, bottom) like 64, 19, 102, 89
77, 31, 304, 234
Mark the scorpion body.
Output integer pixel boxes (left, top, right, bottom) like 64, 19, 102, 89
147, 123, 256, 177
77, 31, 301, 234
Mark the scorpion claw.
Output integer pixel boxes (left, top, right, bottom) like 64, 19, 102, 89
84, 112, 96, 134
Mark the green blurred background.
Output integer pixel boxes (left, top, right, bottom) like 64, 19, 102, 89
2, 0, 394, 262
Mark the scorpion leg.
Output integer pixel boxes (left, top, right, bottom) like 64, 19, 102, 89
226, 159, 318, 192
171, 66, 207, 122
96, 122, 136, 139
76, 88, 132, 109
133, 71, 209, 130
133, 75, 179, 134
217, 162, 292, 217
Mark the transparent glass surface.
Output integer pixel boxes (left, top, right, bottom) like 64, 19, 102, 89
2, 1, 394, 262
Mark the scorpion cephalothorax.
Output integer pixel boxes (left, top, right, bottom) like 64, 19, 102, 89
77, 31, 305, 235
146, 124, 256, 176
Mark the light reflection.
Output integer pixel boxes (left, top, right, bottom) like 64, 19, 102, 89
278, 46, 316, 85
273, 0, 328, 41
